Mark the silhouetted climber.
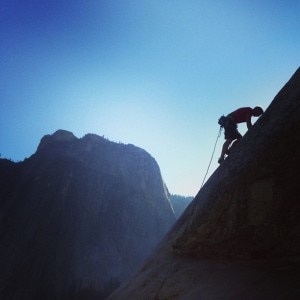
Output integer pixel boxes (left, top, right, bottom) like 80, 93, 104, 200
218, 106, 264, 164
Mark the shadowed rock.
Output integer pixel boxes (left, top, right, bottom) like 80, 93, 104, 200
0, 132, 176, 299
108, 67, 300, 300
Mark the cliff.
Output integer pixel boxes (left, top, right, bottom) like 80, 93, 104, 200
0, 131, 176, 299
109, 68, 300, 299
169, 194, 193, 218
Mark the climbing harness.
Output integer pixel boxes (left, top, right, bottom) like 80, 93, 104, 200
218, 115, 227, 127
200, 126, 222, 188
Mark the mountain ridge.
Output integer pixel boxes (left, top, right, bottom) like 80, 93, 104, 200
0, 130, 176, 299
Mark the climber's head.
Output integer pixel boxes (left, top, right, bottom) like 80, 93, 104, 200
253, 106, 264, 117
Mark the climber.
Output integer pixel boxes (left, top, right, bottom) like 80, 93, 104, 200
218, 106, 264, 164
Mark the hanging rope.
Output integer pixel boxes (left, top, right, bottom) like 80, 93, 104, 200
200, 126, 222, 189
154, 127, 223, 299
181, 126, 223, 236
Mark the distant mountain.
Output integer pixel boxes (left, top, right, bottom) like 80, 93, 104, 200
109, 68, 300, 299
169, 194, 193, 217
0, 130, 176, 300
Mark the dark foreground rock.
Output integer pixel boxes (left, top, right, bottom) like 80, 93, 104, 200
109, 68, 300, 299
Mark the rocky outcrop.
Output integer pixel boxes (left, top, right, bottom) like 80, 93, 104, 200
0, 131, 176, 299
109, 68, 300, 299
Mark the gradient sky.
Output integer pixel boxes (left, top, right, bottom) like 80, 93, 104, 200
1, 0, 299, 196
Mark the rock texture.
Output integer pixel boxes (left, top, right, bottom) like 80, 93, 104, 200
109, 68, 300, 299
0, 131, 176, 299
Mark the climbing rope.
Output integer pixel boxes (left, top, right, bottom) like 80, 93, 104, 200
153, 127, 223, 299
200, 126, 222, 189
184, 126, 222, 232
182, 126, 223, 235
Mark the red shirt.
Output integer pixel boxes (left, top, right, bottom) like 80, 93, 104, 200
228, 107, 253, 123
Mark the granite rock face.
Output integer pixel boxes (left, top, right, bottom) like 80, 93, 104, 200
109, 68, 300, 299
0, 131, 176, 299
169, 194, 193, 218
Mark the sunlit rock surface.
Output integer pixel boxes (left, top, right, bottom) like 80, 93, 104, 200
109, 68, 300, 300
0, 131, 176, 299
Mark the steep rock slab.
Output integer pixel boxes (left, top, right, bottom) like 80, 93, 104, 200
0, 131, 176, 299
109, 67, 300, 299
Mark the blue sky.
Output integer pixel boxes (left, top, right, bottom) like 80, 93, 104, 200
1, 0, 299, 196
